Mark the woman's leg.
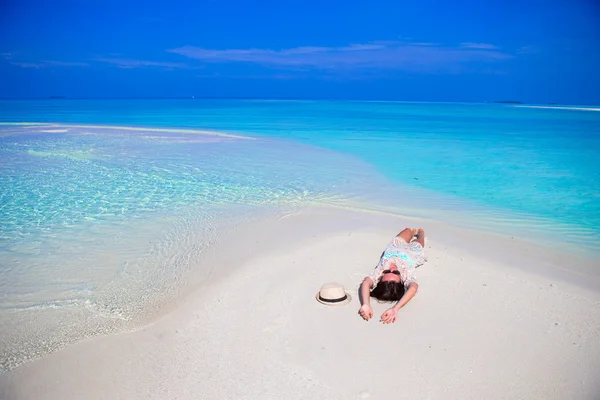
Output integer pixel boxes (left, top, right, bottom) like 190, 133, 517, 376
415, 228, 425, 247
396, 228, 414, 243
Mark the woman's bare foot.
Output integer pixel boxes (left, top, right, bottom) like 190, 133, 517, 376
415, 228, 425, 246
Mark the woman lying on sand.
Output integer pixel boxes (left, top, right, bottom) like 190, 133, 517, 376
359, 228, 425, 324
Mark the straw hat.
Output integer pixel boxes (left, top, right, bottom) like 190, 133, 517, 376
315, 283, 352, 306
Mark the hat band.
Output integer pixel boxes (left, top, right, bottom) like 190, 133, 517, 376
318, 294, 348, 303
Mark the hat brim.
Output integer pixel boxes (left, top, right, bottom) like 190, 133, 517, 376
315, 292, 352, 306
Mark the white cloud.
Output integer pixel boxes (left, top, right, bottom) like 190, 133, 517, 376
168, 41, 512, 73
460, 43, 499, 50
10, 62, 43, 69
7, 59, 89, 68
94, 57, 190, 69
44, 61, 90, 67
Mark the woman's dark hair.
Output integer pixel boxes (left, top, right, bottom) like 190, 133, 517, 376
370, 281, 405, 302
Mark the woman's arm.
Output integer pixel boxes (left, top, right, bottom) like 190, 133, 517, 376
359, 278, 374, 320
392, 282, 418, 311
380, 282, 418, 324
360, 278, 373, 306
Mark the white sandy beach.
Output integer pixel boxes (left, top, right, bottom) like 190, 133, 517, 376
1, 206, 599, 400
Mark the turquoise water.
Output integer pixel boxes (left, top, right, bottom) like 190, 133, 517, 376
0, 99, 599, 370
2, 100, 599, 241
0, 122, 383, 371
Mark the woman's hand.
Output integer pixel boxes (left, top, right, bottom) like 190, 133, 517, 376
359, 304, 373, 321
380, 308, 398, 324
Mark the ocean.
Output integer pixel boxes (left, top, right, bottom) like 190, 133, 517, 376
0, 99, 599, 370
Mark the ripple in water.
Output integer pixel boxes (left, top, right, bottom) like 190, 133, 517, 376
0, 124, 385, 371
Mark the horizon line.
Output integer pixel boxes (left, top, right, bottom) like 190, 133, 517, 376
0, 96, 580, 105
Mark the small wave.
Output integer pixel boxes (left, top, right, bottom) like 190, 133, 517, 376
4, 122, 255, 139
514, 105, 600, 112
5, 298, 83, 313
27, 149, 97, 161
0, 122, 47, 126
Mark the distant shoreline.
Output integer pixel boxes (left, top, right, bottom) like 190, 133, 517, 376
1, 98, 597, 107
0, 97, 598, 106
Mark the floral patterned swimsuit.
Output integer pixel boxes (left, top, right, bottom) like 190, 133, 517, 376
367, 236, 426, 290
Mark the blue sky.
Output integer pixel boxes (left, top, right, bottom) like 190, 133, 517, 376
1, 0, 599, 103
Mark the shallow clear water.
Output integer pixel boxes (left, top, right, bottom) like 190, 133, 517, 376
0, 99, 599, 370
0, 123, 387, 370
2, 99, 598, 240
